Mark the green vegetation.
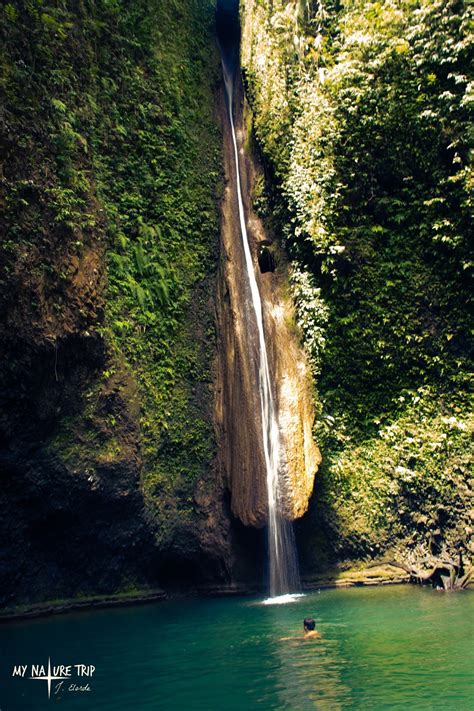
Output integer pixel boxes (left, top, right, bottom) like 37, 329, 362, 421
241, 0, 473, 566
307, 388, 473, 567
1, 0, 472, 594
1, 0, 222, 549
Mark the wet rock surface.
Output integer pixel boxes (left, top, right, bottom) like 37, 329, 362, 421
215, 69, 320, 528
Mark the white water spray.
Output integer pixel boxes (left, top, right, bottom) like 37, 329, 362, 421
222, 59, 300, 597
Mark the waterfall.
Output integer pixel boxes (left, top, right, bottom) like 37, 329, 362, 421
221, 59, 300, 597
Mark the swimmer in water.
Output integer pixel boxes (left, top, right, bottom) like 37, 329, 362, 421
280, 617, 321, 641
303, 617, 319, 638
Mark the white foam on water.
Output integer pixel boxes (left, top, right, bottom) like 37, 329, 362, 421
260, 593, 306, 606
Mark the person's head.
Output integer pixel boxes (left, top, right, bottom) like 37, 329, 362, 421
303, 618, 316, 631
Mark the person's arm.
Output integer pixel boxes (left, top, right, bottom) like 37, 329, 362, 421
279, 635, 299, 641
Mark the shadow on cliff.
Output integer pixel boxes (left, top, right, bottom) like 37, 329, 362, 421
216, 0, 240, 66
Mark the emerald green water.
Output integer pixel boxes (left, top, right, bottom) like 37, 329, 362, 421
1, 586, 473, 710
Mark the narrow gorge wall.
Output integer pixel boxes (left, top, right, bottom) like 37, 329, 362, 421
240, 0, 473, 575
1, 0, 321, 608
2, 0, 470, 606
0, 0, 238, 607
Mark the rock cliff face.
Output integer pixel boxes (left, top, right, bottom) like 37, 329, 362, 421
215, 8, 320, 529
239, 0, 473, 577
0, 0, 250, 608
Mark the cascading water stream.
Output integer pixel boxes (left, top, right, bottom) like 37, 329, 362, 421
221, 58, 300, 598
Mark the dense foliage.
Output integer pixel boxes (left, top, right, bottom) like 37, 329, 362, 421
1, 0, 472, 596
241, 0, 473, 566
1, 0, 222, 551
